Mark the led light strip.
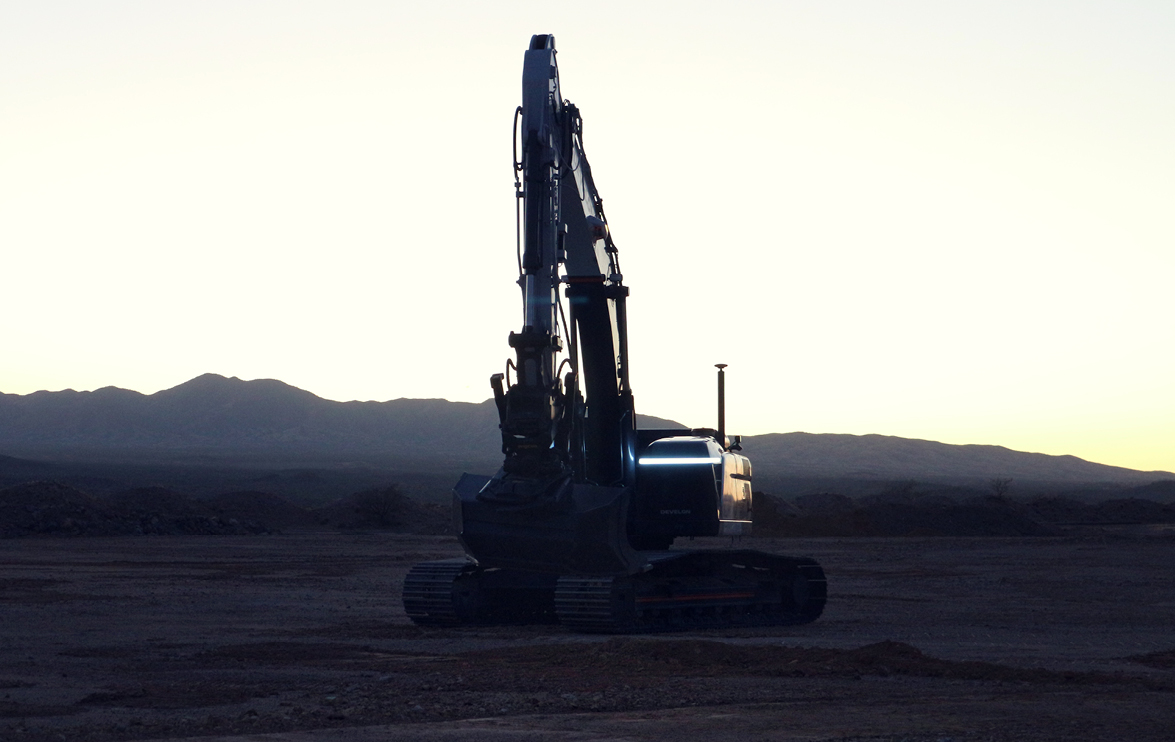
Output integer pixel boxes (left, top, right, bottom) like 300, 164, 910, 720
637, 457, 722, 466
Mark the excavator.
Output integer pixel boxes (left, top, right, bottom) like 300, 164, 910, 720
402, 35, 825, 632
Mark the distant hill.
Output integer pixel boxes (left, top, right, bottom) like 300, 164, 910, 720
0, 373, 501, 467
0, 374, 678, 471
1, 374, 1171, 487
739, 433, 1172, 485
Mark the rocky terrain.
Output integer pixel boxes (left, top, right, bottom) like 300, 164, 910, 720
4, 478, 1175, 542
0, 481, 448, 539
1, 532, 1173, 741
752, 489, 1175, 538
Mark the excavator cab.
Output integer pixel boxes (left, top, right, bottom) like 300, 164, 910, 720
718, 451, 753, 534
627, 435, 754, 550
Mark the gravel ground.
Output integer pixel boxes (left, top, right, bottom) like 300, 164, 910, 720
1, 532, 1173, 741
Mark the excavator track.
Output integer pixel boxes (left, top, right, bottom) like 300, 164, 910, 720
403, 559, 559, 627
404, 551, 825, 633
402, 559, 479, 626
555, 551, 826, 633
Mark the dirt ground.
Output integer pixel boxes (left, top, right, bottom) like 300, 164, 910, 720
2, 532, 1173, 742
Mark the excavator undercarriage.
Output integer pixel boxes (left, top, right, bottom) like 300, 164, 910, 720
405, 551, 826, 633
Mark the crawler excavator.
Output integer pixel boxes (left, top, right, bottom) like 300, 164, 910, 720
402, 35, 825, 632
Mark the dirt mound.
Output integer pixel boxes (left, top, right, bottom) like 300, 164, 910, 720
202, 491, 318, 529
1127, 648, 1175, 669
865, 496, 1056, 537
792, 492, 854, 515
465, 638, 1168, 689
1, 479, 450, 538
1126, 479, 1175, 502
311, 485, 449, 534
1023, 495, 1092, 523
755, 488, 1175, 538
103, 487, 270, 535
0, 482, 270, 537
1023, 496, 1175, 525
754, 491, 1055, 537
0, 481, 125, 537
107, 487, 214, 518
1087, 498, 1175, 524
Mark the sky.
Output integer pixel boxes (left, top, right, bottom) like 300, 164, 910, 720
2, 1, 1173, 473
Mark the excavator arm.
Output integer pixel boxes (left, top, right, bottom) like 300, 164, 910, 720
497, 33, 633, 488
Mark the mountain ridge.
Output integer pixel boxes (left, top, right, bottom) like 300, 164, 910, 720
739, 432, 1169, 483
2, 374, 1171, 484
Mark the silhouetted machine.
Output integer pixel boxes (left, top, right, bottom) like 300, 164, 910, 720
403, 35, 825, 632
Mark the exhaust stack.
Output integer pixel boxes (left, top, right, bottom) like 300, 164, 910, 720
715, 364, 727, 448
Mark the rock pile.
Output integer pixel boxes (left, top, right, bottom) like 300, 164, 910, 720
0, 480, 447, 538
310, 485, 449, 534
753, 490, 1175, 537
6, 479, 1172, 540
1024, 496, 1175, 525
204, 491, 320, 530
0, 482, 269, 537
0, 481, 122, 538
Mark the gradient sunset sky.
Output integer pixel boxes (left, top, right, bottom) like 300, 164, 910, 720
2, 1, 1173, 472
